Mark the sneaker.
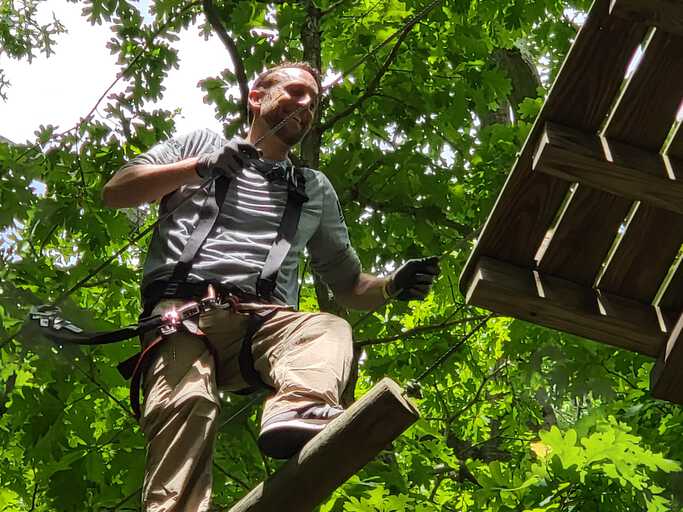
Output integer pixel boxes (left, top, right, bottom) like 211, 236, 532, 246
258, 404, 344, 459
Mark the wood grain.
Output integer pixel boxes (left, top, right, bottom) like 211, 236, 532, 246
660, 261, 683, 312
611, 0, 683, 38
228, 378, 419, 512
459, 0, 648, 295
534, 122, 683, 214
651, 312, 683, 404
466, 257, 669, 357
599, 30, 683, 303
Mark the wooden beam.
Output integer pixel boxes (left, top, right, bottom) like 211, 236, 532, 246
651, 312, 683, 403
533, 122, 683, 215
228, 378, 419, 512
465, 257, 670, 357
597, 30, 683, 304
459, 0, 649, 296
611, 0, 683, 38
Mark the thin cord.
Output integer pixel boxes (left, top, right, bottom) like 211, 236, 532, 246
411, 313, 493, 385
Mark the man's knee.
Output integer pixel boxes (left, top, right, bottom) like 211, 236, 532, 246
314, 312, 352, 339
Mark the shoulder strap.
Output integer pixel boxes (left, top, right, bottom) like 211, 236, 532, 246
169, 176, 230, 284
256, 166, 308, 299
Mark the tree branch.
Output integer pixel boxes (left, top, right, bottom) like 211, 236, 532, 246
320, 0, 347, 17
362, 199, 472, 235
448, 364, 507, 423
202, 0, 249, 127
355, 316, 487, 347
320, 24, 409, 132
213, 462, 251, 491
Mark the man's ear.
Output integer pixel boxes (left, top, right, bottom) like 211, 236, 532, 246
248, 88, 264, 116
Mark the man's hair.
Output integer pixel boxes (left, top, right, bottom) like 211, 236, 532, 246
249, 61, 322, 122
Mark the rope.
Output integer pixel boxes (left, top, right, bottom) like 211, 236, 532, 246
404, 313, 494, 397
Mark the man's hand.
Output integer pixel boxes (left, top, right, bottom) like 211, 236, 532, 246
196, 138, 260, 179
386, 256, 440, 301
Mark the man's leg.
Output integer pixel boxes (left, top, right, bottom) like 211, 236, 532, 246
250, 310, 353, 456
140, 301, 221, 512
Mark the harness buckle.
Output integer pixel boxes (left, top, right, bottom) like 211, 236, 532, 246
160, 323, 178, 336
177, 302, 201, 321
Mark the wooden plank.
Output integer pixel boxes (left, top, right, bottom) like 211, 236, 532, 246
660, 273, 683, 314
606, 31, 683, 149
599, 206, 683, 302
599, 30, 683, 303
228, 378, 419, 512
611, 0, 683, 38
651, 312, 683, 404
465, 257, 669, 357
658, 111, 683, 311
669, 123, 683, 159
466, 257, 672, 357
537, 187, 630, 287
660, 259, 683, 312
459, 0, 648, 295
533, 122, 683, 214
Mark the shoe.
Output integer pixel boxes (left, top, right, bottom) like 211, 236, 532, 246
258, 404, 344, 459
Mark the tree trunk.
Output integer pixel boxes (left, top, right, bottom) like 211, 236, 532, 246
482, 47, 541, 127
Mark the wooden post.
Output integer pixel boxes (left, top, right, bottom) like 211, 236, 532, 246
228, 378, 419, 512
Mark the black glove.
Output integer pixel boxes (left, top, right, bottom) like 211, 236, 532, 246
195, 138, 260, 179
386, 256, 440, 301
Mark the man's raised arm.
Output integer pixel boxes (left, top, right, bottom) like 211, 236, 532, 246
102, 158, 202, 208
102, 134, 259, 209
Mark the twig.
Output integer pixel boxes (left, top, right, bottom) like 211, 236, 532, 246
72, 361, 134, 419
107, 487, 141, 511
202, 0, 249, 127
356, 316, 486, 347
320, 18, 412, 131
448, 363, 507, 423
28, 467, 38, 512
213, 462, 251, 490
245, 422, 272, 477
320, 0, 347, 17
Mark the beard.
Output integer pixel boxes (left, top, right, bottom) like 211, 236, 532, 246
262, 106, 309, 146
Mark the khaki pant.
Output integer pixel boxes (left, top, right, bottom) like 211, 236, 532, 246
140, 300, 353, 512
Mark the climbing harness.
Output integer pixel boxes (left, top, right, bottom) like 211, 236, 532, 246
31, 161, 307, 419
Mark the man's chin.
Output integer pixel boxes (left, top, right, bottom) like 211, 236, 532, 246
275, 127, 308, 146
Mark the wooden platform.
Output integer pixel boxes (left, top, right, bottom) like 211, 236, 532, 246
459, 0, 683, 402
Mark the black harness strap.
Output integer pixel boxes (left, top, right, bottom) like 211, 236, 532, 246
256, 165, 308, 299
237, 308, 279, 393
169, 176, 230, 285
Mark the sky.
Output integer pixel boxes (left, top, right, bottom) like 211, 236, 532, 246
0, 0, 227, 144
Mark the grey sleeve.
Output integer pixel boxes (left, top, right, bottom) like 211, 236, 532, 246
118, 129, 224, 171
307, 174, 362, 290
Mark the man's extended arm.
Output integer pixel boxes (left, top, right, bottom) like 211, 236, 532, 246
333, 273, 390, 310
333, 257, 441, 311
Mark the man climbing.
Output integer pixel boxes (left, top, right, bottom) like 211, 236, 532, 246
102, 61, 439, 511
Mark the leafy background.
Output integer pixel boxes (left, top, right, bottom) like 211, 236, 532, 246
1, 0, 683, 510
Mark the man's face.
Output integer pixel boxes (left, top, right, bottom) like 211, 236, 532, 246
255, 68, 319, 146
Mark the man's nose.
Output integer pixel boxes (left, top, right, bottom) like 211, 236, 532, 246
297, 93, 313, 110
